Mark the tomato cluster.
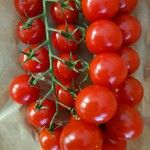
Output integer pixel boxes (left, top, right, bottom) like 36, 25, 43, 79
10, 0, 143, 150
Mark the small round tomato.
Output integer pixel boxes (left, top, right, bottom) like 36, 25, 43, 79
60, 120, 103, 150
120, 47, 140, 74
56, 54, 80, 81
27, 99, 56, 128
75, 85, 117, 125
90, 53, 128, 88
14, 0, 43, 17
20, 46, 49, 73
17, 19, 45, 44
39, 128, 62, 150
119, 0, 137, 14
116, 77, 144, 106
86, 20, 123, 54
106, 104, 143, 140
115, 15, 141, 45
50, 0, 78, 24
102, 131, 127, 150
9, 74, 40, 105
82, 0, 120, 22
51, 24, 81, 53
56, 81, 75, 107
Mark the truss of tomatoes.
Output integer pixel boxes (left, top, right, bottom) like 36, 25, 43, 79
10, 0, 144, 150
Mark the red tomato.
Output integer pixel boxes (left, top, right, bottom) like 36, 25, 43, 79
115, 15, 141, 45
75, 85, 117, 125
20, 46, 49, 73
119, 0, 137, 14
27, 99, 56, 128
39, 128, 62, 150
51, 24, 81, 53
116, 77, 144, 106
56, 54, 80, 81
120, 47, 140, 74
86, 20, 123, 54
60, 120, 103, 150
50, 0, 78, 24
106, 104, 143, 140
9, 74, 40, 105
82, 0, 120, 22
56, 81, 75, 107
102, 131, 127, 150
17, 19, 45, 44
14, 0, 43, 17
90, 53, 128, 88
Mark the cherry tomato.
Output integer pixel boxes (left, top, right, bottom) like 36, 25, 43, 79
17, 19, 45, 44
75, 85, 117, 125
106, 104, 143, 140
115, 15, 141, 45
60, 120, 103, 150
102, 131, 127, 150
116, 77, 144, 106
51, 24, 81, 53
9, 74, 40, 105
20, 45, 49, 73
56, 54, 80, 81
56, 81, 75, 107
119, 0, 137, 14
14, 0, 43, 17
50, 0, 78, 24
90, 53, 128, 88
120, 47, 140, 74
39, 128, 62, 150
86, 20, 123, 54
82, 0, 120, 22
27, 99, 56, 128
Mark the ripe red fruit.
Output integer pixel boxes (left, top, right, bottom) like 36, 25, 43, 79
86, 20, 123, 54
120, 47, 140, 74
39, 128, 62, 150
9, 74, 40, 105
116, 77, 144, 106
106, 104, 143, 140
75, 85, 117, 125
82, 0, 120, 22
115, 15, 141, 45
20, 46, 49, 73
60, 120, 103, 150
17, 19, 45, 44
27, 99, 56, 128
90, 53, 128, 88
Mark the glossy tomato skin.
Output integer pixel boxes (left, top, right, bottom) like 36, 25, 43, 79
116, 77, 144, 106
51, 24, 81, 53
50, 0, 78, 24
75, 85, 117, 125
102, 131, 127, 150
60, 120, 103, 150
120, 47, 140, 74
56, 81, 75, 107
90, 53, 128, 88
106, 104, 143, 140
39, 128, 62, 150
20, 46, 49, 73
56, 54, 80, 81
119, 0, 137, 14
115, 15, 141, 45
27, 100, 56, 128
82, 0, 120, 22
14, 0, 43, 17
86, 20, 123, 54
9, 74, 40, 105
17, 19, 45, 44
